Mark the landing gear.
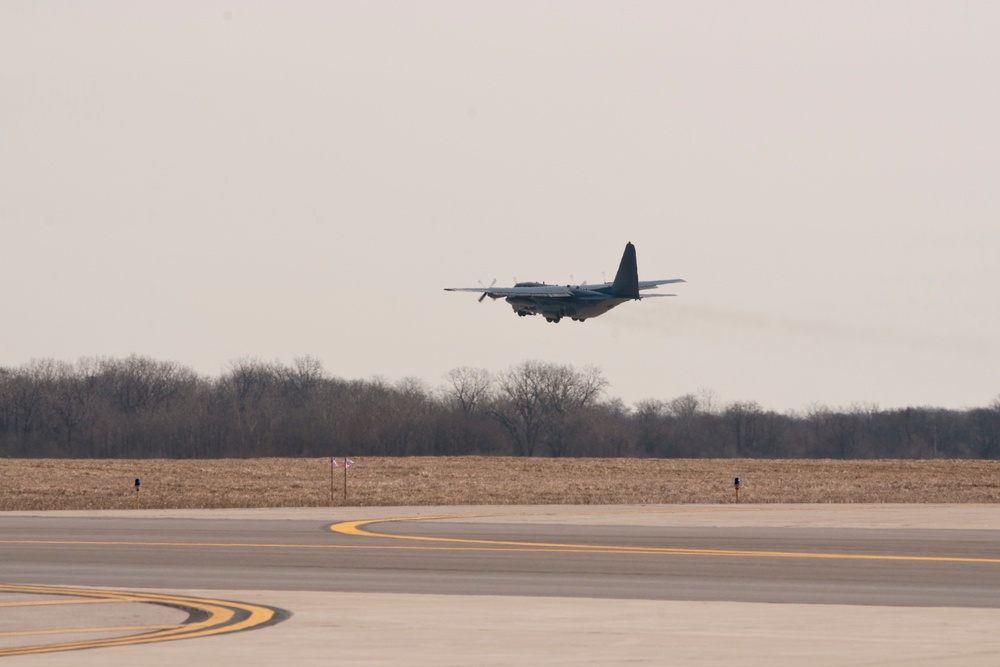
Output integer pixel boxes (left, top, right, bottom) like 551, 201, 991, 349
545, 316, 562, 323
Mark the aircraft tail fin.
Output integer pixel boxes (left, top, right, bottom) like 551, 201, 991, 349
611, 242, 640, 298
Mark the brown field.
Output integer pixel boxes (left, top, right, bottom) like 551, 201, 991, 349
2, 457, 999, 510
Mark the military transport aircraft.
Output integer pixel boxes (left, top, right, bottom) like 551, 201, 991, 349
445, 242, 684, 323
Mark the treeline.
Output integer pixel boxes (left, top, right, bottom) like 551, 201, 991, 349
1, 356, 998, 459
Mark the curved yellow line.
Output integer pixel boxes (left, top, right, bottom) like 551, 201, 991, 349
0, 585, 282, 657
330, 514, 1000, 564
0, 624, 183, 638
0, 598, 126, 607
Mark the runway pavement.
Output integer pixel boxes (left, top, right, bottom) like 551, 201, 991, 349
2, 504, 999, 665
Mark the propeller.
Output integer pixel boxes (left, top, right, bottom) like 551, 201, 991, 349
477, 278, 496, 302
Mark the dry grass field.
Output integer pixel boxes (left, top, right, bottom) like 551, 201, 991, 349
2, 457, 999, 510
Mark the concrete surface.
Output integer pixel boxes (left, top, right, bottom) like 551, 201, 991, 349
3, 504, 999, 666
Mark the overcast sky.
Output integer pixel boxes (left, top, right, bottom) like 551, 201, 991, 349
3, 2, 998, 412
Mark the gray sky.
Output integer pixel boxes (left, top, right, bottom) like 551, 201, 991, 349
3, 1, 998, 412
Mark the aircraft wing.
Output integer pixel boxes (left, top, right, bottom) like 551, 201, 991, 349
638, 279, 686, 290
444, 286, 574, 298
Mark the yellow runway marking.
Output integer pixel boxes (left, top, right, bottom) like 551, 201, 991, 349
0, 584, 284, 657
0, 539, 564, 551
21, 538, 996, 563
330, 514, 1000, 565
0, 624, 181, 638
3, 507, 998, 565
0, 598, 125, 607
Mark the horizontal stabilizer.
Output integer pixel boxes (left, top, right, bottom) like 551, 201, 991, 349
638, 279, 685, 290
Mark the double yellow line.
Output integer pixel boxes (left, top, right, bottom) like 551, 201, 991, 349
0, 584, 283, 657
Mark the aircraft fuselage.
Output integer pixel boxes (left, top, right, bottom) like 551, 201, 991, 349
505, 286, 629, 323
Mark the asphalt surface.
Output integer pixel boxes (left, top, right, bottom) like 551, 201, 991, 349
3, 509, 999, 607
2, 504, 1000, 665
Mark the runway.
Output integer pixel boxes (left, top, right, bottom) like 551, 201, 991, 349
2, 504, 999, 665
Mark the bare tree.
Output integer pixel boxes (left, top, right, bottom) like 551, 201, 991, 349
50, 360, 89, 451
0, 354, 996, 460
723, 401, 782, 457
219, 357, 283, 455
280, 356, 327, 408
970, 397, 1000, 459
489, 361, 608, 456
442, 367, 493, 415
633, 399, 668, 457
